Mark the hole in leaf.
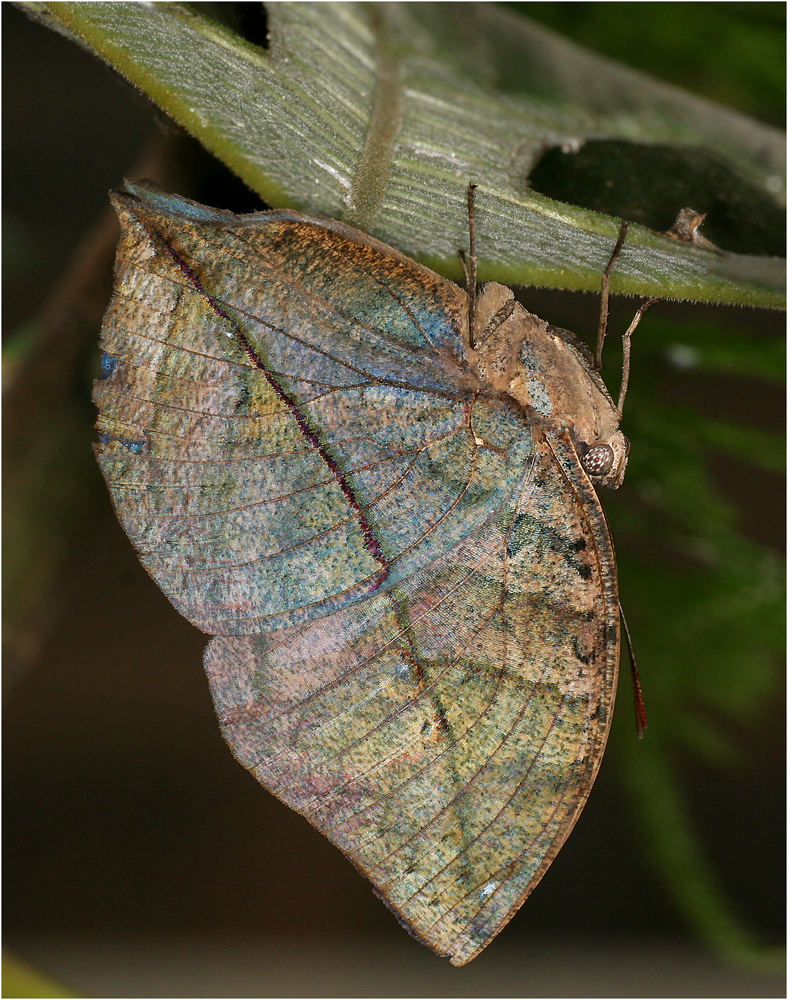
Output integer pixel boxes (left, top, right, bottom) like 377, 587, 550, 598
529, 140, 785, 255
188, 2, 269, 50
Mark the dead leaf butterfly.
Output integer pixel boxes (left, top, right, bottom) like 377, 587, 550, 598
94, 181, 651, 965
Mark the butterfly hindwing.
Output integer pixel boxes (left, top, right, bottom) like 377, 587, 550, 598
205, 426, 618, 965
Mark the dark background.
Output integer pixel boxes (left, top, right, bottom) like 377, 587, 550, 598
3, 3, 785, 996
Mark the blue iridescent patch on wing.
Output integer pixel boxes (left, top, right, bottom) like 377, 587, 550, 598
99, 432, 145, 455
99, 353, 119, 379
124, 181, 234, 224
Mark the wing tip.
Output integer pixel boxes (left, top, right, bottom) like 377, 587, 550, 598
108, 179, 238, 228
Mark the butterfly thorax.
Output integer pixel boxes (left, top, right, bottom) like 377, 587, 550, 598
467, 281, 629, 489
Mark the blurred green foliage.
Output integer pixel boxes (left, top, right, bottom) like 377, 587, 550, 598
2, 952, 76, 998
519, 2, 785, 126
601, 299, 783, 968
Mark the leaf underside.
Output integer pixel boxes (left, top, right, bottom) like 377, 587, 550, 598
19, 0, 786, 307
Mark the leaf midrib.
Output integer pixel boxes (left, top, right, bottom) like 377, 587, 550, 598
344, 4, 403, 231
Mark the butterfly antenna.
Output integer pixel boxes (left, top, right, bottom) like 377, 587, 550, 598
620, 599, 647, 739
459, 182, 479, 350
595, 221, 628, 370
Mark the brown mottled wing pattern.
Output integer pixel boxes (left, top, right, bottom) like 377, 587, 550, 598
205, 428, 619, 966
94, 188, 495, 636
94, 186, 619, 965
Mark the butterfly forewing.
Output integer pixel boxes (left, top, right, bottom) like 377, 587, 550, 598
95, 189, 518, 634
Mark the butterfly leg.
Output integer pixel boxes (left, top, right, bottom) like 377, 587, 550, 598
595, 221, 629, 371
617, 297, 659, 413
460, 184, 519, 363
458, 183, 479, 351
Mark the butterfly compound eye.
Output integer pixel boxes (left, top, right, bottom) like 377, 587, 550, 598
581, 442, 615, 477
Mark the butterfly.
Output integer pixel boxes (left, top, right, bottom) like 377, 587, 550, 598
94, 180, 649, 965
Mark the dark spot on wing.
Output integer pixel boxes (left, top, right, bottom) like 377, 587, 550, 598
572, 637, 593, 664
234, 378, 251, 413
507, 512, 595, 580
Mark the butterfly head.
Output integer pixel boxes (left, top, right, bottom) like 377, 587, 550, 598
579, 433, 630, 489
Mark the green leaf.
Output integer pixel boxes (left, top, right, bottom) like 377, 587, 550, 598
19, 1, 785, 306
